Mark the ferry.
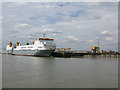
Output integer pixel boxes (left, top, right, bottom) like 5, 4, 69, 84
6, 35, 56, 56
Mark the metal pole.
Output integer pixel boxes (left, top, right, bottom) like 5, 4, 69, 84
98, 42, 99, 47
98, 42, 100, 51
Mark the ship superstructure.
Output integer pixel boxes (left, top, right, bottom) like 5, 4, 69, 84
6, 36, 56, 56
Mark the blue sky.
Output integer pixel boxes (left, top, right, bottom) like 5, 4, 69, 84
2, 2, 118, 51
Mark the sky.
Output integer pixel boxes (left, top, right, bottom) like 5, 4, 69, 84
2, 2, 118, 51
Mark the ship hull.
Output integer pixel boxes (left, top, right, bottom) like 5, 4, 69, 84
5, 50, 55, 57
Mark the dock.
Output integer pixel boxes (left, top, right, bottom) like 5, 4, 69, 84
51, 51, 120, 58
51, 49, 120, 58
0, 49, 120, 58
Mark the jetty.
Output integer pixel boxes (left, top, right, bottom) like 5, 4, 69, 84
51, 51, 120, 58
51, 48, 120, 58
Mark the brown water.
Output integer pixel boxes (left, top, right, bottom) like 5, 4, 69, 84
2, 54, 118, 88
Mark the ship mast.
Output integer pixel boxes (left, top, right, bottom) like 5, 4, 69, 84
43, 33, 45, 38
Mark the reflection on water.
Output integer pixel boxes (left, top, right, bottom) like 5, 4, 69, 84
2, 55, 118, 88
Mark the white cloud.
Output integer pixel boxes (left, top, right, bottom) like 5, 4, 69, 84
104, 14, 112, 19
105, 37, 113, 41
26, 36, 32, 38
14, 23, 29, 29
80, 0, 116, 1
101, 30, 110, 34
34, 4, 50, 9
2, 0, 119, 2
85, 2, 100, 6
66, 35, 79, 41
43, 28, 53, 32
88, 40, 94, 43
56, 22, 70, 25
9, 34, 15, 37
16, 2, 28, 5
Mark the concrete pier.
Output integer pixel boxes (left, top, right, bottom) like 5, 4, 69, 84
51, 51, 120, 58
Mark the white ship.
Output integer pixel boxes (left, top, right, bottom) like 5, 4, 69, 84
6, 35, 56, 56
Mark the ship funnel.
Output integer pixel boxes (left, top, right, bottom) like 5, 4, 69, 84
9, 42, 12, 47
16, 42, 19, 46
26, 42, 29, 45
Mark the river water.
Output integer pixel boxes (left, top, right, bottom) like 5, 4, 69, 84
2, 54, 118, 88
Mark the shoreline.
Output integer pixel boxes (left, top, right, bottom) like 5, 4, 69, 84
1, 53, 120, 58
